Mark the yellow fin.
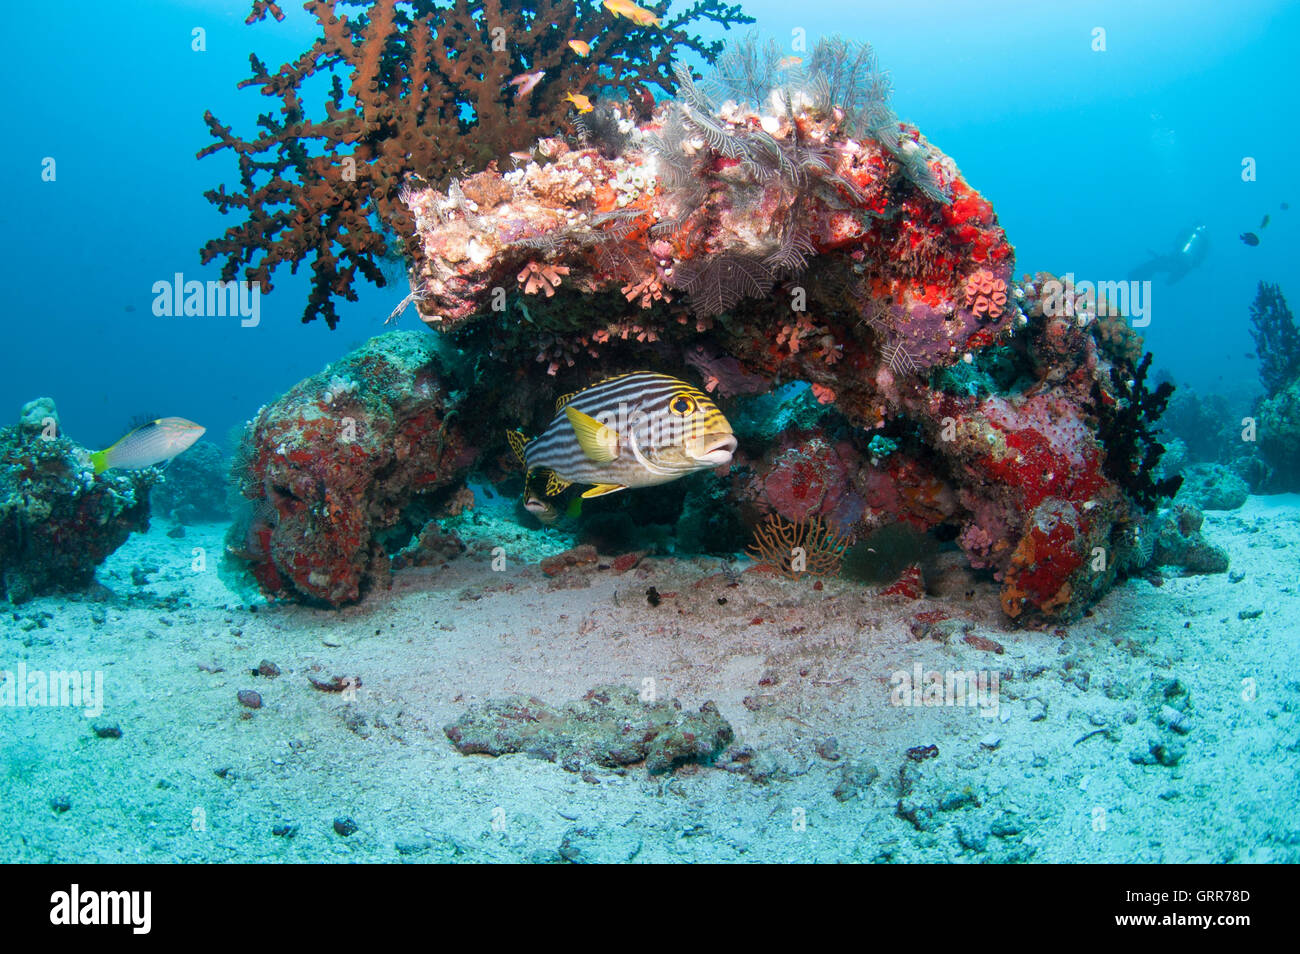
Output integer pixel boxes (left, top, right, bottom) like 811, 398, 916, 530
545, 472, 572, 496
506, 429, 529, 465
564, 406, 619, 463
581, 483, 626, 498
555, 390, 578, 413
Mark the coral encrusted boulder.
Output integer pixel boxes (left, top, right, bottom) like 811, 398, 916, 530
225, 332, 476, 606
0, 399, 154, 603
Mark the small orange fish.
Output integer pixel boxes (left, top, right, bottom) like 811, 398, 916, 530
508, 69, 545, 99
603, 0, 660, 28
568, 39, 591, 56
564, 91, 594, 113
777, 56, 803, 69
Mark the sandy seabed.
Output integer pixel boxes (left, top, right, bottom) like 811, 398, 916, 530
3, 496, 1298, 863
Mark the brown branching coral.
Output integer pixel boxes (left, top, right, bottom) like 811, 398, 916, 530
199, 0, 753, 328
747, 514, 853, 579
246, 0, 286, 22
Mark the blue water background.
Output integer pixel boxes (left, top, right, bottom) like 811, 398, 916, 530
4, 0, 1295, 451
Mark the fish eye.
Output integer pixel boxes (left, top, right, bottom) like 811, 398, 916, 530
670, 396, 694, 415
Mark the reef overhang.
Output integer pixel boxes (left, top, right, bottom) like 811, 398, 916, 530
224, 38, 1200, 621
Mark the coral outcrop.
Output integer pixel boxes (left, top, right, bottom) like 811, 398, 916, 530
1175, 463, 1248, 512
225, 332, 475, 605
200, 0, 753, 327
1, 400, 154, 603
150, 441, 231, 524
1250, 281, 1299, 398
390, 40, 1188, 621
1258, 376, 1300, 488
216, 34, 1201, 622
1244, 282, 1300, 489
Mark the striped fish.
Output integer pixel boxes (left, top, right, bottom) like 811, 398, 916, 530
507, 372, 736, 501
90, 417, 205, 474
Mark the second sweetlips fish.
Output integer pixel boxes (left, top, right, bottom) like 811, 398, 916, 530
508, 372, 737, 500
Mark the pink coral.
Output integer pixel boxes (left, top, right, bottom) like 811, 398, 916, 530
964, 268, 1008, 318
811, 383, 837, 405
621, 274, 670, 309
518, 261, 570, 297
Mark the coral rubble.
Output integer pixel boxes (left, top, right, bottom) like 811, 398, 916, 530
1, 400, 154, 603
444, 684, 735, 774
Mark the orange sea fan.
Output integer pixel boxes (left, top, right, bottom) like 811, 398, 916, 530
747, 514, 853, 579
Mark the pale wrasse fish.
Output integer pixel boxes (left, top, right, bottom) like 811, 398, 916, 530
508, 372, 736, 500
90, 417, 206, 474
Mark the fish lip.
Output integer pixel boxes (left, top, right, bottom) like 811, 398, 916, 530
690, 433, 737, 466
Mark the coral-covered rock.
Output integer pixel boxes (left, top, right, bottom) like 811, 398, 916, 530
202, 41, 1190, 625
390, 521, 466, 571
225, 333, 475, 606
150, 441, 230, 524
1152, 505, 1229, 575
748, 433, 865, 528
443, 684, 734, 774
0, 399, 153, 603
199, 0, 753, 328
1175, 463, 1248, 512
937, 390, 1118, 619
1258, 376, 1300, 490
391, 67, 1181, 622
539, 544, 599, 577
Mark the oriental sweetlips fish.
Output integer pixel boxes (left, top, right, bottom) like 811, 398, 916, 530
90, 417, 205, 473
507, 373, 736, 508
